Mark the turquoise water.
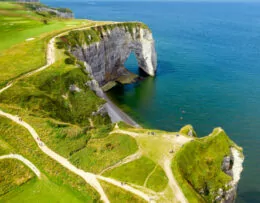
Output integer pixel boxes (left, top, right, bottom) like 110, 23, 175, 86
43, 1, 260, 202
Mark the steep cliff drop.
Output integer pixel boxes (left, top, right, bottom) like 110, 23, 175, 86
58, 23, 157, 125
68, 23, 157, 86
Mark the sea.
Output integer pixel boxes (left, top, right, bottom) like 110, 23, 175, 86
42, 1, 260, 202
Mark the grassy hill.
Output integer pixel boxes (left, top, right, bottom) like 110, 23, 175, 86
0, 2, 105, 88
0, 2, 243, 203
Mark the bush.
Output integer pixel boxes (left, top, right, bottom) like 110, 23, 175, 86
43, 19, 48, 25
65, 57, 76, 65
56, 41, 65, 49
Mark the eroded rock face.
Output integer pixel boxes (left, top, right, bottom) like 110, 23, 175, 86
217, 148, 244, 203
72, 25, 157, 86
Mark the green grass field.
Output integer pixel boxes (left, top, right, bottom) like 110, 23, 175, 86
171, 128, 237, 202
0, 117, 100, 202
0, 2, 88, 51
0, 159, 34, 196
0, 2, 244, 202
0, 158, 85, 203
1, 178, 86, 203
0, 2, 105, 89
100, 181, 146, 203
104, 156, 168, 192
70, 133, 138, 173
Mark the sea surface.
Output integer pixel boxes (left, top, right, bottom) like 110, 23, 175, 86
43, 1, 260, 202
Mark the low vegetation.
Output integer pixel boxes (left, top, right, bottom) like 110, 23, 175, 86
172, 128, 236, 202
70, 133, 138, 173
180, 124, 197, 137
0, 53, 112, 158
0, 2, 243, 203
104, 156, 168, 192
57, 22, 150, 52
0, 2, 99, 88
0, 159, 34, 196
0, 117, 99, 202
100, 181, 146, 203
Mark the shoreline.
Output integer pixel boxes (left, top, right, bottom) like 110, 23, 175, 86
103, 93, 141, 128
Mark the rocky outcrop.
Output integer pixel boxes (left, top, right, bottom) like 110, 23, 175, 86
36, 7, 74, 18
17, 0, 40, 2
217, 147, 244, 203
69, 23, 157, 86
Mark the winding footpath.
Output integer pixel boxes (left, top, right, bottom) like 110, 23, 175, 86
0, 24, 157, 203
100, 150, 143, 175
0, 154, 41, 178
163, 159, 188, 203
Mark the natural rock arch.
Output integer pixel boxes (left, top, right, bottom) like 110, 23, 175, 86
71, 23, 157, 86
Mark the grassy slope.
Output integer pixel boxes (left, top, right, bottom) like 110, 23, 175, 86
0, 159, 34, 196
172, 128, 236, 203
100, 181, 146, 203
1, 178, 85, 203
70, 133, 138, 173
0, 159, 84, 203
0, 2, 86, 51
104, 156, 168, 192
0, 2, 244, 202
0, 2, 105, 88
0, 117, 99, 202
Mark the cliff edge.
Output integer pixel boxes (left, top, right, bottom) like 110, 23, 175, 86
59, 22, 157, 87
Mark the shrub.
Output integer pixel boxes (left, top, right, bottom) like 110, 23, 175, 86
65, 57, 76, 65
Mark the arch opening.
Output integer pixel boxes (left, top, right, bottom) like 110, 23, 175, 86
122, 52, 150, 82
124, 52, 139, 75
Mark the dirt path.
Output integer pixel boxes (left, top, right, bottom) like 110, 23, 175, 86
110, 129, 140, 138
0, 154, 41, 178
96, 175, 157, 202
111, 129, 191, 203
100, 150, 143, 175
144, 165, 158, 187
163, 159, 188, 203
0, 110, 110, 203
0, 23, 119, 95
0, 24, 157, 203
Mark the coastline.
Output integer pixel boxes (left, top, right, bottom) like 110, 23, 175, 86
103, 93, 141, 128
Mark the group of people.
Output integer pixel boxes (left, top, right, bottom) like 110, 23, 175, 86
17, 116, 23, 122
147, 131, 156, 136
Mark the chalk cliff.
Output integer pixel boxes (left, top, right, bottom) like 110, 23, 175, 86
66, 23, 157, 86
218, 148, 244, 203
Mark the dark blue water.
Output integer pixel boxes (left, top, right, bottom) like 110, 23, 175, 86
43, 1, 260, 202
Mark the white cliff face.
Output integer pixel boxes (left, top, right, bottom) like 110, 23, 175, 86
217, 147, 244, 203
71, 24, 157, 86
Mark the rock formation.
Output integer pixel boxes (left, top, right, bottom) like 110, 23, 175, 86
36, 7, 74, 18
217, 147, 244, 203
69, 23, 157, 86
